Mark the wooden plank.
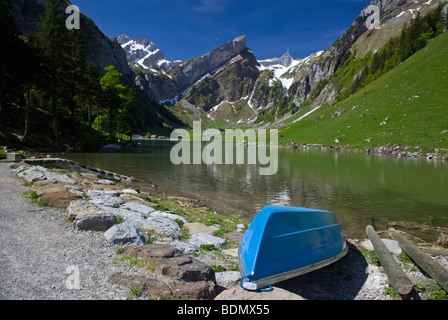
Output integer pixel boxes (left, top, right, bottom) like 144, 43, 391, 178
366, 225, 413, 295
390, 229, 448, 293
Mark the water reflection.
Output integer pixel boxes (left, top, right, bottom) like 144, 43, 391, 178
57, 141, 448, 240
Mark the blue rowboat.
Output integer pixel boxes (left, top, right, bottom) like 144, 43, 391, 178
239, 206, 348, 291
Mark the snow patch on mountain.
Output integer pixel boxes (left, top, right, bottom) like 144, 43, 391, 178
117, 34, 183, 73
258, 51, 324, 91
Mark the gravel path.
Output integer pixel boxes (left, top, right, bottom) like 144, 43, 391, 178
0, 163, 129, 300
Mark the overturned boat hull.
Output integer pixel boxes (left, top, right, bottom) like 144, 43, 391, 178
239, 206, 348, 291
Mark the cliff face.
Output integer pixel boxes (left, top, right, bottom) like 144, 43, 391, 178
286, 0, 440, 107
9, 0, 134, 84
134, 35, 255, 108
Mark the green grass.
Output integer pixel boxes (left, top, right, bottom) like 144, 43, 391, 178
279, 31, 448, 153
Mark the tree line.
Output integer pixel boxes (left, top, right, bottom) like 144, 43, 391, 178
326, 2, 447, 103
0, 0, 161, 149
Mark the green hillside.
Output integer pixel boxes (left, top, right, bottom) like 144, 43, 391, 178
279, 30, 448, 153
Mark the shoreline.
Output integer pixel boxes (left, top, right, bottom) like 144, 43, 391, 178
1, 159, 447, 300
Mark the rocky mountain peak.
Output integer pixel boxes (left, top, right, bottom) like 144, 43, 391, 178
117, 34, 183, 73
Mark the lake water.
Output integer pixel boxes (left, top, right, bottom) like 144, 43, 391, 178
57, 140, 448, 240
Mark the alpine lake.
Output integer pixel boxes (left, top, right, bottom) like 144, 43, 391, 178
56, 140, 448, 242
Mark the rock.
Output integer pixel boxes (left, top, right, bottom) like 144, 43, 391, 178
214, 287, 305, 300
39, 190, 83, 209
94, 204, 146, 225
222, 248, 238, 258
237, 224, 246, 231
97, 179, 115, 185
87, 190, 119, 197
121, 188, 139, 194
437, 233, 448, 248
331, 109, 345, 118
17, 166, 46, 183
99, 144, 122, 153
109, 273, 173, 297
150, 211, 188, 224
184, 222, 219, 235
140, 217, 181, 241
360, 239, 402, 255
67, 200, 117, 231
120, 244, 217, 299
121, 202, 156, 217
222, 231, 244, 244
6, 153, 22, 162
104, 221, 147, 245
43, 170, 75, 184
189, 233, 226, 248
168, 241, 199, 254
89, 195, 124, 208
215, 271, 241, 288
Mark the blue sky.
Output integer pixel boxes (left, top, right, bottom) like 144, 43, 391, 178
72, 0, 370, 61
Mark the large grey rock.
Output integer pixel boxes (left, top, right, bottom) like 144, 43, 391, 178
104, 221, 147, 245
149, 211, 188, 224
140, 217, 181, 241
189, 233, 226, 248
87, 190, 119, 197
67, 200, 117, 231
121, 202, 156, 217
94, 204, 146, 225
168, 241, 199, 254
89, 195, 124, 208
42, 170, 75, 184
215, 271, 241, 287
121, 244, 217, 300
17, 166, 46, 182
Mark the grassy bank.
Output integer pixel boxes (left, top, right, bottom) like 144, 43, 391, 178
278, 31, 448, 154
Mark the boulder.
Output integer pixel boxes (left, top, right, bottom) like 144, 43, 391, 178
215, 271, 241, 288
150, 211, 188, 224
189, 233, 226, 248
97, 179, 115, 185
43, 170, 75, 184
86, 190, 119, 197
119, 244, 217, 299
93, 204, 146, 225
89, 195, 124, 208
104, 221, 147, 245
121, 202, 156, 217
168, 241, 199, 254
39, 190, 83, 209
184, 222, 219, 235
222, 231, 244, 244
17, 166, 46, 182
67, 200, 117, 231
140, 217, 181, 241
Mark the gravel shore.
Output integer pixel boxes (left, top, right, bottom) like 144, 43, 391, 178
1, 161, 447, 301
0, 162, 129, 300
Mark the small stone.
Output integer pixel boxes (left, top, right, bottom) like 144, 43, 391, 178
189, 233, 226, 248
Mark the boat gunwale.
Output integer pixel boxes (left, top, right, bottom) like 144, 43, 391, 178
239, 242, 349, 290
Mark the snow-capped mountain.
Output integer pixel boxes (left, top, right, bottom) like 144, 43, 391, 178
258, 51, 323, 91
117, 34, 183, 73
